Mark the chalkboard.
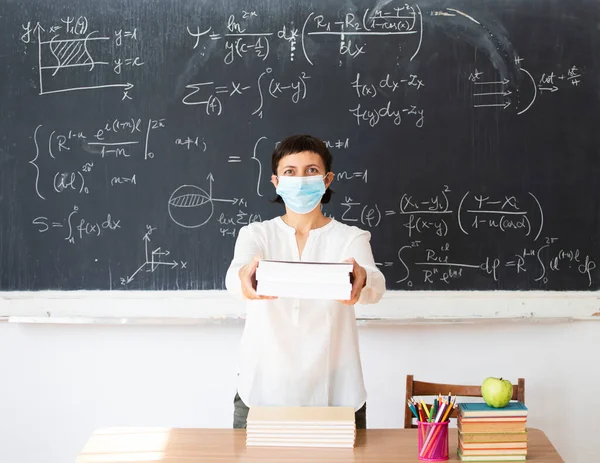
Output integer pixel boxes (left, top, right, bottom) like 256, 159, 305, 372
0, 0, 598, 292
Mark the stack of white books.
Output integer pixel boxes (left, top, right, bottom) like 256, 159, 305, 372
246, 406, 356, 448
256, 260, 353, 299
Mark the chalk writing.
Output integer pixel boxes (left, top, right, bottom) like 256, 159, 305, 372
175, 137, 207, 152
12, 3, 598, 294
323, 138, 350, 149
30, 120, 164, 199
186, 4, 423, 65
397, 239, 596, 287
168, 173, 249, 229
349, 102, 424, 127
470, 59, 582, 114
352, 72, 425, 98
182, 68, 310, 118
22, 18, 141, 99
339, 196, 382, 228
32, 205, 121, 244
121, 225, 187, 285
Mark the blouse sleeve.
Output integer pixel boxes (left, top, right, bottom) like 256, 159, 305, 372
225, 225, 263, 300
344, 229, 386, 305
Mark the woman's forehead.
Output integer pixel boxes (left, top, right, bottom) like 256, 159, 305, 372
279, 151, 324, 167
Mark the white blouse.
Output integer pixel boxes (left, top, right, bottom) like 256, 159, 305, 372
225, 217, 386, 410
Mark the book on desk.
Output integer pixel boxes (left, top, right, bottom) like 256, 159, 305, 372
246, 406, 356, 448
457, 402, 528, 462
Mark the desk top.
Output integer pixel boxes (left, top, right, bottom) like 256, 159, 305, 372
76, 427, 564, 463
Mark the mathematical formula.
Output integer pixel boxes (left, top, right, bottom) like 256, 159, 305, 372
14, 2, 596, 290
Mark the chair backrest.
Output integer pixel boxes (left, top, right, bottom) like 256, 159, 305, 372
404, 375, 525, 429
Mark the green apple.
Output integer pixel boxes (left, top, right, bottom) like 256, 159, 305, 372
481, 377, 513, 408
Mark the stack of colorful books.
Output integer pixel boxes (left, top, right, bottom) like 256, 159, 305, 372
457, 402, 528, 461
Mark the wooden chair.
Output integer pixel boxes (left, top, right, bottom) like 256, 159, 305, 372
404, 375, 525, 429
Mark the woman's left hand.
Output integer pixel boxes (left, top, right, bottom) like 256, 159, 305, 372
339, 258, 367, 305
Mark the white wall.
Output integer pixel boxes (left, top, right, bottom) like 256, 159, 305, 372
0, 319, 598, 463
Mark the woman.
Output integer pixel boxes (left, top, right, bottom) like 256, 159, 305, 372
225, 134, 386, 429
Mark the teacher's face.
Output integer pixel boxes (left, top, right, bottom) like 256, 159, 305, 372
271, 151, 332, 187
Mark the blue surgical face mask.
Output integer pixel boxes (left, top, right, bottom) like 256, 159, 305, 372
275, 175, 327, 214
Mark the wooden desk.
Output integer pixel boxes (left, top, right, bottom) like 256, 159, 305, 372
77, 428, 564, 463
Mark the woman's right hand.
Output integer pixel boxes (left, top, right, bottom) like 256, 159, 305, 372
239, 256, 278, 300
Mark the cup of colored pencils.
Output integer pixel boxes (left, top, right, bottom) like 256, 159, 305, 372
407, 393, 457, 461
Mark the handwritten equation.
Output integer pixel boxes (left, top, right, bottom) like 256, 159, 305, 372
395, 238, 596, 288
332, 186, 544, 239
32, 205, 121, 244
182, 68, 310, 118
324, 186, 596, 287
187, 4, 423, 65
30, 120, 166, 199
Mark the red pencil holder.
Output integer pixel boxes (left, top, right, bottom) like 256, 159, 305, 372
417, 420, 449, 461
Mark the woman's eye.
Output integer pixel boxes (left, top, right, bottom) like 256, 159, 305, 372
307, 168, 318, 174
283, 169, 293, 175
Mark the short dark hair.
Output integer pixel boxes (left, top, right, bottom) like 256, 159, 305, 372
271, 134, 333, 204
